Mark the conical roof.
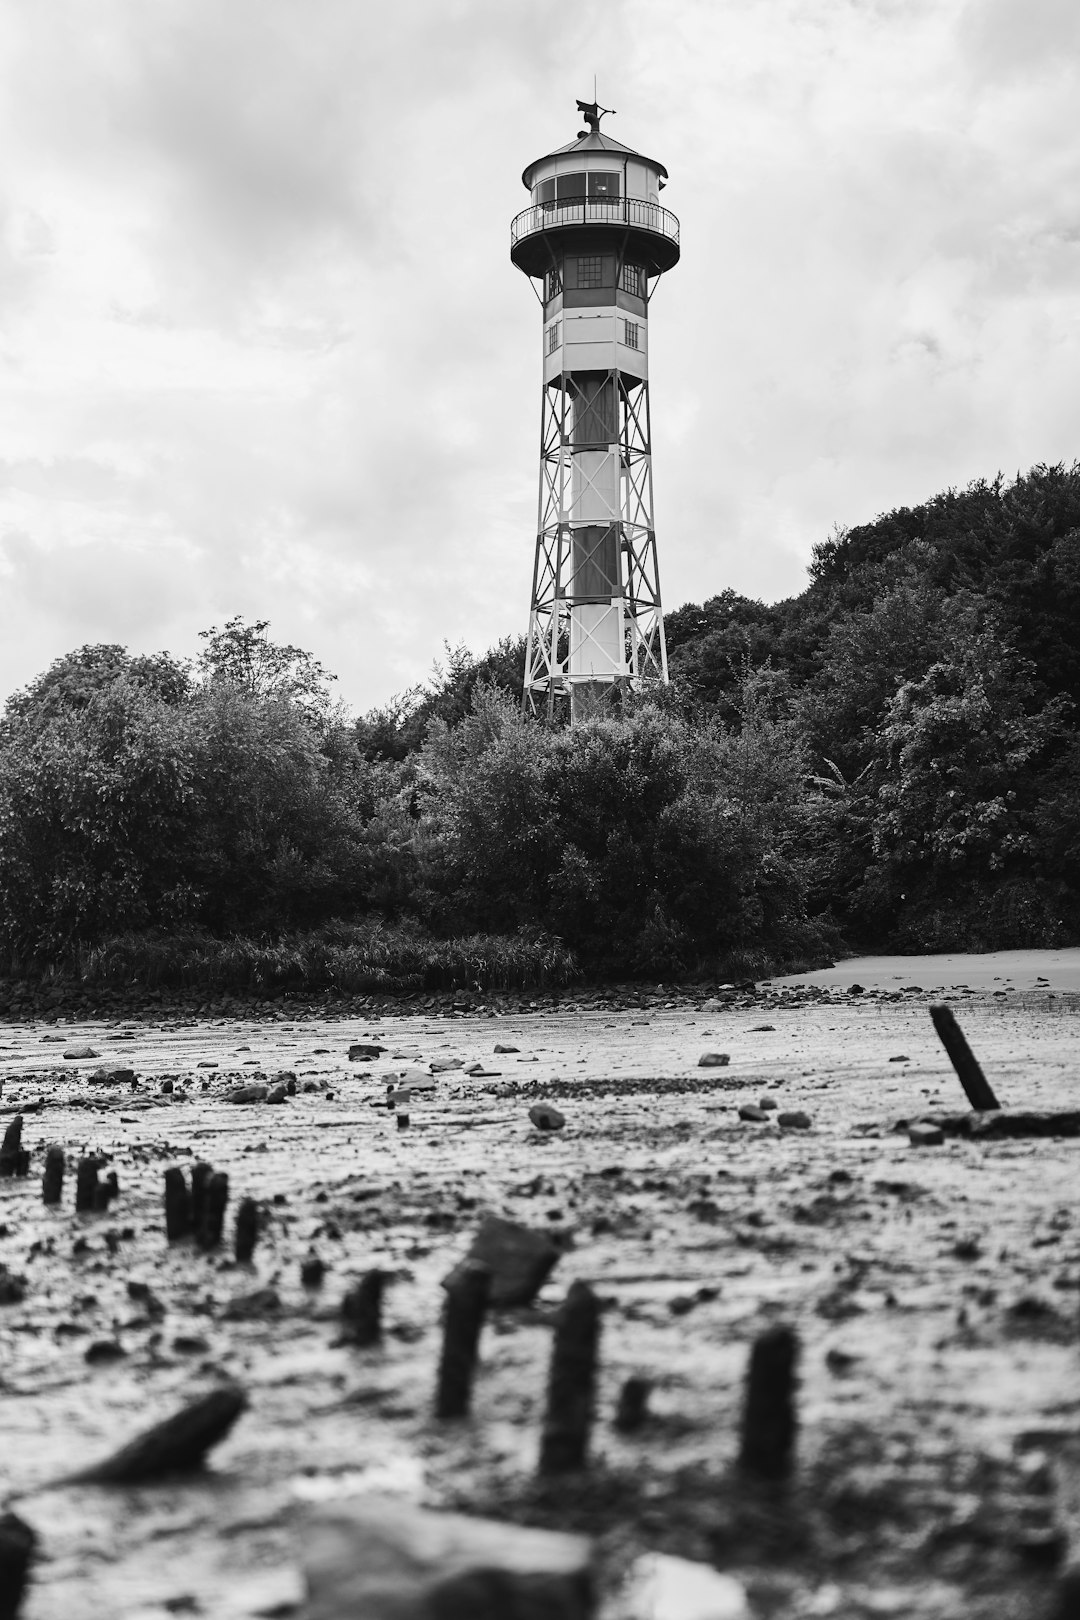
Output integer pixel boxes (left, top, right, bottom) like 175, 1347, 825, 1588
521, 129, 669, 190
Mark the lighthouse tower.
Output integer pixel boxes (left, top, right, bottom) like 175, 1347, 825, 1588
510, 101, 680, 720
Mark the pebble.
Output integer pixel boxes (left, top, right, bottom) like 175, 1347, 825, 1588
611, 1552, 750, 1619
529, 1102, 566, 1131
758, 1097, 778, 1111
227, 1084, 269, 1104
778, 1110, 811, 1129
738, 1104, 769, 1123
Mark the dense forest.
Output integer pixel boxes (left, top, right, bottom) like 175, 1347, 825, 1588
1, 462, 1077, 992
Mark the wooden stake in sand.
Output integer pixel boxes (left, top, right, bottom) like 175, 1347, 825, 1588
234, 1197, 258, 1263
67, 1386, 248, 1484
739, 1324, 798, 1483
164, 1167, 191, 1241
340, 1270, 387, 1346
0, 1510, 36, 1620
190, 1161, 213, 1229
539, 1280, 601, 1474
929, 1006, 1000, 1111
0, 1114, 29, 1178
42, 1145, 65, 1206
198, 1172, 229, 1250
74, 1156, 100, 1214
435, 1262, 490, 1419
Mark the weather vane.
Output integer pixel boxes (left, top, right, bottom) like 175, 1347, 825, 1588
575, 82, 615, 137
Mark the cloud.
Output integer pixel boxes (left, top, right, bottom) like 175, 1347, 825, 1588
0, 0, 1078, 711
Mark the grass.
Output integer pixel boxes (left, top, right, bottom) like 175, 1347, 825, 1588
75, 919, 580, 996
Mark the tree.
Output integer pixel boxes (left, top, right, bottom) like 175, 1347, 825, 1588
197, 616, 338, 713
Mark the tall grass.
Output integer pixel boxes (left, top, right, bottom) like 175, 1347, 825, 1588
77, 919, 579, 995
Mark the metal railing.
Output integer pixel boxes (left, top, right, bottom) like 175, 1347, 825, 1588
511, 197, 680, 249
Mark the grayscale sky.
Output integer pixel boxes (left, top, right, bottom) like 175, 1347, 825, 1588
2, 0, 1079, 713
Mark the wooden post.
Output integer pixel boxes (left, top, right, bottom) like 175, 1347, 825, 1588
164, 1167, 191, 1241
539, 1280, 600, 1474
341, 1270, 387, 1346
0, 1511, 36, 1620
435, 1263, 490, 1419
739, 1324, 798, 1482
235, 1197, 258, 1263
929, 1006, 1000, 1111
42, 1145, 65, 1206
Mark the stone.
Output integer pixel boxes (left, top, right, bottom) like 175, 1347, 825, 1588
698, 1052, 730, 1067
0, 1264, 27, 1305
610, 1553, 749, 1619
758, 1098, 778, 1111
431, 1057, 464, 1071
63, 1045, 100, 1060
88, 1067, 135, 1085
446, 1213, 560, 1308
227, 1084, 268, 1104
613, 1375, 652, 1433
778, 1110, 811, 1130
529, 1102, 566, 1131
738, 1104, 769, 1123
222, 1287, 279, 1321
267, 1083, 289, 1103
909, 1122, 944, 1147
301, 1497, 593, 1620
348, 1043, 385, 1061
494, 1043, 520, 1054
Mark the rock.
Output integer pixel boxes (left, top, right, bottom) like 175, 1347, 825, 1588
494, 1043, 520, 1054
738, 1104, 769, 1123
698, 1053, 730, 1068
301, 1251, 327, 1289
63, 1045, 100, 1060
908, 1122, 944, 1147
758, 1098, 778, 1111
85, 1339, 126, 1364
529, 1102, 566, 1131
0, 1264, 27, 1305
88, 1067, 135, 1085
227, 1084, 268, 1104
160, 1079, 174, 1094
431, 1057, 464, 1071
446, 1213, 560, 1308
778, 1111, 811, 1130
267, 1083, 289, 1103
398, 1068, 436, 1091
301, 1497, 593, 1620
847, 984, 865, 995
222, 1287, 280, 1321
613, 1375, 652, 1433
749, 1024, 775, 1033
610, 1552, 749, 1619
348, 1043, 384, 1061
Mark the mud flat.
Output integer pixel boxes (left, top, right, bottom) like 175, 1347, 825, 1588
1, 953, 1078, 1618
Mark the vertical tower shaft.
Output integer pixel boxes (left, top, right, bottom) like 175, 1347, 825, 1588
511, 109, 680, 721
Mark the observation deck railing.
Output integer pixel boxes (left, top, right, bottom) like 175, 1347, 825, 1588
510, 197, 680, 251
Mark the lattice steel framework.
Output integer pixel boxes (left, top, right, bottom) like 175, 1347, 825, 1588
523, 370, 667, 718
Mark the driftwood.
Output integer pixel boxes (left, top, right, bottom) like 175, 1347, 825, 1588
66, 1386, 248, 1484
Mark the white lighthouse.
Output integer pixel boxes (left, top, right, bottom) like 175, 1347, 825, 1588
510, 100, 680, 720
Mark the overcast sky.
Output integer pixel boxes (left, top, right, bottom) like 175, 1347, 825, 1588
2, 0, 1079, 713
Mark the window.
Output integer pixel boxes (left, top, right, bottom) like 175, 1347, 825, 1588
577, 256, 603, 289
618, 262, 644, 297
556, 172, 586, 202
544, 266, 562, 300
547, 321, 560, 355
623, 319, 640, 350
588, 172, 620, 200
537, 177, 556, 210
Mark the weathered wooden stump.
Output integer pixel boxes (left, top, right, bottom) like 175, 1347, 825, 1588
164, 1166, 191, 1241
435, 1262, 490, 1419
0, 1510, 36, 1620
234, 1197, 258, 1263
539, 1281, 601, 1474
42, 1144, 65, 1206
340, 1269, 388, 1347
74, 1156, 100, 1214
739, 1324, 799, 1483
929, 1005, 1000, 1110
198, 1171, 229, 1250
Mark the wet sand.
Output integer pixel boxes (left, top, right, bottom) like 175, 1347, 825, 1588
1, 954, 1078, 1617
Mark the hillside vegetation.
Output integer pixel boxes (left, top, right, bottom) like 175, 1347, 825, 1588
1, 463, 1077, 992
